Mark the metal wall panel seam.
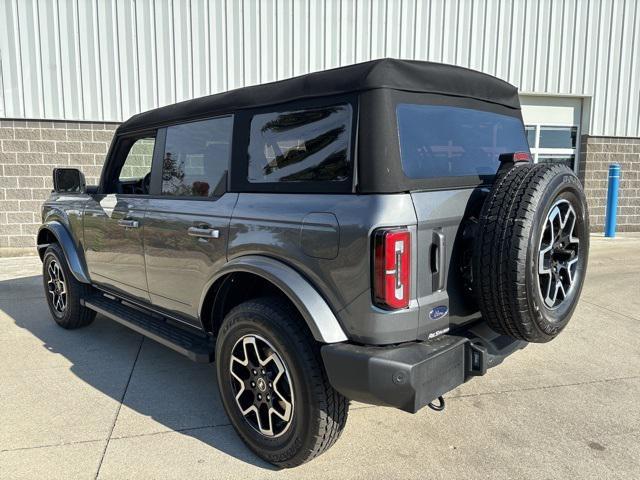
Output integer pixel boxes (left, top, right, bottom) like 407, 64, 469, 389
630, 0, 640, 136
612, 0, 627, 135
617, 0, 633, 135
602, 0, 618, 134
35, 0, 47, 117
54, 0, 66, 119
114, 0, 123, 121
584, 0, 600, 134
133, 0, 142, 114
95, 1, 104, 120
0, 54, 4, 117
74, 0, 85, 118
5, 0, 26, 117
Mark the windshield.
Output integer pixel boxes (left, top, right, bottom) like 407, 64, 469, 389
397, 104, 530, 179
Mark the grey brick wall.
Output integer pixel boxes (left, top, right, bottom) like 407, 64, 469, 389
578, 136, 640, 232
1, 121, 640, 254
0, 120, 118, 250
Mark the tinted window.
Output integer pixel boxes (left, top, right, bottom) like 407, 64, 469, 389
120, 137, 154, 181
397, 104, 530, 178
161, 116, 233, 197
247, 104, 352, 183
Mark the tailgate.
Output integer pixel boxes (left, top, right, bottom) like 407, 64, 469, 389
410, 187, 486, 339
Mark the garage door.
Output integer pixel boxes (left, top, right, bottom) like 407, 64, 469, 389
520, 96, 583, 172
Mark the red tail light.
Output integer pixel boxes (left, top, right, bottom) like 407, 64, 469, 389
513, 151, 531, 162
373, 228, 411, 309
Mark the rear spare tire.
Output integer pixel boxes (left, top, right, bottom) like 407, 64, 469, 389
473, 164, 589, 343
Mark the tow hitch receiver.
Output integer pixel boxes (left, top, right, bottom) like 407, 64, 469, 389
466, 342, 488, 377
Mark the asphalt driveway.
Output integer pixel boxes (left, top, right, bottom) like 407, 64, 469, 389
1, 235, 639, 479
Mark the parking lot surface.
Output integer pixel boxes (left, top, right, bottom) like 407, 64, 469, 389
1, 235, 639, 479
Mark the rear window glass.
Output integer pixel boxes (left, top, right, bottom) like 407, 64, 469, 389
397, 104, 530, 178
247, 104, 352, 183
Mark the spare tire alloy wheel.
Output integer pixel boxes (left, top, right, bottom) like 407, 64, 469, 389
46, 259, 67, 316
229, 334, 294, 438
538, 199, 580, 309
473, 164, 589, 343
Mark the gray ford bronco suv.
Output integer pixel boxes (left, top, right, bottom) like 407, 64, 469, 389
38, 59, 589, 467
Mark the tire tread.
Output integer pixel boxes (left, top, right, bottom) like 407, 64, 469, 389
472, 164, 583, 342
218, 297, 348, 468
43, 244, 95, 329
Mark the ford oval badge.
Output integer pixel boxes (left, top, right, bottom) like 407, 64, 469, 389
429, 305, 449, 320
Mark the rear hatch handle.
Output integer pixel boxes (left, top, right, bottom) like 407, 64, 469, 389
431, 230, 446, 292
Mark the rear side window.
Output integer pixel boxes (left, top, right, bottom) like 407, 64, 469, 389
397, 104, 530, 178
161, 116, 233, 197
247, 104, 352, 183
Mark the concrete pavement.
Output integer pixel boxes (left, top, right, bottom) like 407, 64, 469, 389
0, 235, 639, 479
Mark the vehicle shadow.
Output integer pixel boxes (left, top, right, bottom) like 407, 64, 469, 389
0, 274, 277, 471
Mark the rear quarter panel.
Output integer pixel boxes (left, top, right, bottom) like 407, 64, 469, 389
227, 193, 420, 344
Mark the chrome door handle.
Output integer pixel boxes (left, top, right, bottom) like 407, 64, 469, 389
118, 219, 139, 229
188, 226, 220, 239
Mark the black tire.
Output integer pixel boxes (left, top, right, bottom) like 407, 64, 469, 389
42, 244, 96, 329
215, 297, 349, 468
473, 164, 589, 343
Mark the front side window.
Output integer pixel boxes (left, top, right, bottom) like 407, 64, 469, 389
161, 116, 233, 197
397, 104, 530, 179
119, 137, 155, 181
247, 104, 352, 183
111, 136, 155, 194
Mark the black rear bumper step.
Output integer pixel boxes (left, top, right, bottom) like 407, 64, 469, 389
321, 322, 527, 413
82, 294, 214, 363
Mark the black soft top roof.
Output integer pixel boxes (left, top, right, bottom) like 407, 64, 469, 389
117, 58, 520, 134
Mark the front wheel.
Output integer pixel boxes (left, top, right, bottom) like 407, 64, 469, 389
42, 244, 96, 329
215, 297, 349, 468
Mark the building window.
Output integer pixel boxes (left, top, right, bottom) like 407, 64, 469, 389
525, 125, 578, 170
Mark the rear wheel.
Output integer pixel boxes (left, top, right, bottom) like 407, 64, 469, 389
215, 297, 349, 467
473, 164, 589, 343
43, 244, 95, 329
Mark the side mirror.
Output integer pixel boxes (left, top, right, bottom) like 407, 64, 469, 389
53, 168, 86, 193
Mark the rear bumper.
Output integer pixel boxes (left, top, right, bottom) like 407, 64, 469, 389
321, 322, 526, 413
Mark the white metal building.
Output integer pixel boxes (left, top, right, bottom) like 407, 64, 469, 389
0, 0, 639, 249
2, 0, 639, 132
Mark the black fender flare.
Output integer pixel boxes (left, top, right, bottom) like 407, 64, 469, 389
37, 222, 91, 284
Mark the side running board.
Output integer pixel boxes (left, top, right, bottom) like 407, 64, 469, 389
82, 294, 214, 363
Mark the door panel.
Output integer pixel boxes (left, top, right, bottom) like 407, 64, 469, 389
83, 194, 149, 301
143, 194, 238, 324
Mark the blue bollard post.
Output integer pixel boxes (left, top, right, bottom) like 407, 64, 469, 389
604, 164, 621, 238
